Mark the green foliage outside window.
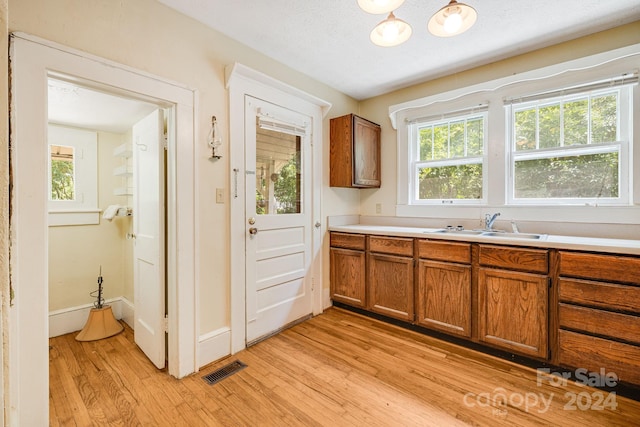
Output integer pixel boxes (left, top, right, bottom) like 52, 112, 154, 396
513, 91, 619, 200
273, 154, 301, 214
50, 157, 75, 201
417, 116, 484, 200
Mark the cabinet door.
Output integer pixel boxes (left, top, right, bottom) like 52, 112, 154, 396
353, 115, 380, 187
330, 248, 366, 308
368, 253, 413, 321
417, 260, 471, 338
478, 268, 548, 359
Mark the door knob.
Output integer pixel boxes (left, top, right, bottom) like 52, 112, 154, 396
249, 227, 258, 235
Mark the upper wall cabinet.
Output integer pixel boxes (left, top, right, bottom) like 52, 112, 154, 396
330, 114, 381, 188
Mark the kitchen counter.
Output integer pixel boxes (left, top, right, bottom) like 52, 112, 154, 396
328, 224, 640, 255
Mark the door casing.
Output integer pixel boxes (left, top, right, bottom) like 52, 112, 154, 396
226, 63, 331, 353
8, 33, 197, 425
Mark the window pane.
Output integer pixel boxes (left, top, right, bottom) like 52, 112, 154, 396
515, 109, 536, 151
591, 93, 617, 143
418, 163, 483, 200
467, 118, 483, 156
449, 121, 465, 158
419, 126, 433, 161
563, 98, 588, 146
433, 123, 449, 160
256, 121, 302, 215
514, 152, 619, 199
539, 104, 560, 149
50, 145, 75, 201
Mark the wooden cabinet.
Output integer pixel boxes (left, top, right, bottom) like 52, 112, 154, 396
330, 114, 380, 188
416, 240, 472, 338
367, 236, 414, 321
477, 245, 549, 359
557, 251, 640, 385
330, 233, 366, 308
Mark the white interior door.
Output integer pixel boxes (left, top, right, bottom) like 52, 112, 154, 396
133, 109, 166, 368
245, 96, 313, 344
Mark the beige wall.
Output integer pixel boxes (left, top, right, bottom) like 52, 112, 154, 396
48, 130, 133, 311
358, 21, 640, 224
9, 0, 359, 336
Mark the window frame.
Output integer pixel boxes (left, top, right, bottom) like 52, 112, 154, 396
506, 86, 632, 206
409, 111, 488, 205
47, 124, 99, 226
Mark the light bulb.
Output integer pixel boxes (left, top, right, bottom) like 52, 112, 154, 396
443, 10, 462, 34
370, 12, 412, 47
382, 22, 400, 41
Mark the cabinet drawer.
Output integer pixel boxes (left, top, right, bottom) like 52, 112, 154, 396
559, 303, 640, 345
479, 245, 548, 274
330, 232, 365, 250
558, 330, 640, 385
559, 278, 640, 314
369, 236, 413, 256
417, 240, 471, 264
559, 251, 640, 285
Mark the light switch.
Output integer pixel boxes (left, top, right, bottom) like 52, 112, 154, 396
216, 188, 224, 204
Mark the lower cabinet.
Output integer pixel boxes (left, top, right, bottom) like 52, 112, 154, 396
416, 240, 472, 338
478, 268, 548, 359
477, 245, 549, 359
330, 232, 366, 308
367, 236, 414, 321
557, 251, 640, 385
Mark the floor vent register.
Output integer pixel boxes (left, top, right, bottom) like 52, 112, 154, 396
202, 360, 247, 385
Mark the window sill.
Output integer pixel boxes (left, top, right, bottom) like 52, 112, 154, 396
48, 209, 101, 227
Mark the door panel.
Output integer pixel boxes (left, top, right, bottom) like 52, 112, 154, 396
245, 96, 313, 344
133, 109, 166, 369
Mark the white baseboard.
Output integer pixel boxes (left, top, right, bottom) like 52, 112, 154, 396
119, 297, 134, 329
49, 297, 133, 338
198, 327, 231, 369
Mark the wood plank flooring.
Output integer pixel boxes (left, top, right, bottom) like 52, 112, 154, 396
50, 307, 640, 426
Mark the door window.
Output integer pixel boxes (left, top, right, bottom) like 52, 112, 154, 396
255, 117, 303, 215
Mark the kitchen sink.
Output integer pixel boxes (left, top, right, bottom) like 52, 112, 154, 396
483, 232, 547, 240
428, 229, 485, 235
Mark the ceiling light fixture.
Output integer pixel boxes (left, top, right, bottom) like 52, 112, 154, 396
428, 0, 477, 37
357, 0, 405, 14
370, 12, 412, 47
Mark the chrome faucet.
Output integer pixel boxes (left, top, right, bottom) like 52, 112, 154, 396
485, 213, 501, 231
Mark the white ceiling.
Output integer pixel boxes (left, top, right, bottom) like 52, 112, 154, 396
157, 0, 640, 100
48, 78, 158, 133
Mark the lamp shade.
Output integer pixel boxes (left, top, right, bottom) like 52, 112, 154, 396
428, 0, 477, 37
357, 0, 405, 14
370, 12, 412, 47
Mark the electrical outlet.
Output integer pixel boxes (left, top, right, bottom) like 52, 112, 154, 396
216, 188, 224, 204
375, 203, 382, 214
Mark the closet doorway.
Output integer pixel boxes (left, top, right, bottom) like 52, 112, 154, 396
9, 33, 196, 425
47, 78, 167, 369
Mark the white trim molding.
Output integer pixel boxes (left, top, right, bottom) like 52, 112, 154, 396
198, 327, 231, 369
226, 62, 330, 355
9, 33, 197, 426
48, 297, 135, 338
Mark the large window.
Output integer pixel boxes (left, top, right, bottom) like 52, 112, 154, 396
411, 112, 486, 203
508, 83, 631, 205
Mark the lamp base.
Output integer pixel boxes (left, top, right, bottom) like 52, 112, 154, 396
75, 306, 124, 342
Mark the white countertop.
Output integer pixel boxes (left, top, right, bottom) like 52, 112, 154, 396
328, 224, 640, 255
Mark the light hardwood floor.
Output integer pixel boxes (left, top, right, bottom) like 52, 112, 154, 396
50, 307, 640, 426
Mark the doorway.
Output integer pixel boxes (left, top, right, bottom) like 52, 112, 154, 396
9, 33, 197, 425
226, 63, 331, 353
